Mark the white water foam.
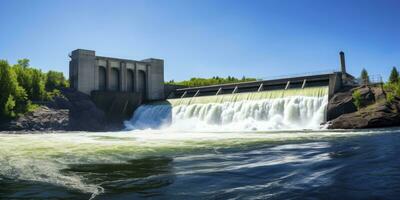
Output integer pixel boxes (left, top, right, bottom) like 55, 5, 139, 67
125, 88, 329, 131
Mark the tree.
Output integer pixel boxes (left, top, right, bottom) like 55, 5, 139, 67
389, 66, 399, 84
45, 70, 68, 91
17, 59, 30, 68
4, 95, 16, 117
0, 60, 29, 119
360, 68, 369, 85
31, 69, 46, 101
13, 64, 33, 98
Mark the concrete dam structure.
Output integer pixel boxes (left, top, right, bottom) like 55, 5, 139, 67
69, 49, 165, 120
168, 52, 353, 99
70, 50, 354, 126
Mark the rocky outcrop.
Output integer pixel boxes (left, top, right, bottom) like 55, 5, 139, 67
5, 106, 69, 131
326, 86, 375, 121
0, 88, 118, 132
327, 85, 400, 129
59, 88, 108, 131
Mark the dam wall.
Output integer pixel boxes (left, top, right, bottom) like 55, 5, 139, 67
169, 72, 344, 99
91, 91, 143, 121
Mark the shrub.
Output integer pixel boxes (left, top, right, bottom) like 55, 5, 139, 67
45, 89, 63, 101
352, 90, 362, 110
4, 95, 16, 118
386, 92, 395, 103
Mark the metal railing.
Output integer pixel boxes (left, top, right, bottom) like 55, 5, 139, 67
355, 74, 383, 85
258, 70, 338, 81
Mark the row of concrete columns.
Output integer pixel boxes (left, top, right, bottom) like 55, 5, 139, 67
101, 60, 148, 94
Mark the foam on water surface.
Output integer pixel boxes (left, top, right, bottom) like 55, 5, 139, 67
125, 87, 329, 131
0, 129, 393, 199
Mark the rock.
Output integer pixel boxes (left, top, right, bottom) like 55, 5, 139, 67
326, 90, 357, 121
327, 85, 377, 121
328, 107, 400, 129
327, 86, 400, 129
0, 88, 109, 132
60, 88, 107, 131
4, 106, 69, 131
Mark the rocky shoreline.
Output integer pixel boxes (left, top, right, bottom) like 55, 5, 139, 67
0, 88, 123, 132
326, 85, 400, 129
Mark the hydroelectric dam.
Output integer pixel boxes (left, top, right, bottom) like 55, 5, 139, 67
69, 49, 355, 130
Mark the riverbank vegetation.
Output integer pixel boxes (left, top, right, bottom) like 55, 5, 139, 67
352, 67, 400, 104
167, 76, 257, 87
0, 59, 68, 120
384, 67, 400, 102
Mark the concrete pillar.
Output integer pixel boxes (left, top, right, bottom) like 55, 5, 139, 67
145, 64, 150, 100
69, 49, 96, 95
94, 60, 98, 90
134, 63, 138, 93
120, 62, 126, 92
141, 58, 164, 100
328, 73, 342, 99
106, 60, 111, 91
340, 51, 347, 77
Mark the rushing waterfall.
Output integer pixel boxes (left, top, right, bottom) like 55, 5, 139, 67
125, 87, 329, 131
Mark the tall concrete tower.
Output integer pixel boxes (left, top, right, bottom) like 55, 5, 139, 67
339, 51, 347, 79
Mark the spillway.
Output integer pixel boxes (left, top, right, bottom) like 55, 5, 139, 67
125, 87, 329, 131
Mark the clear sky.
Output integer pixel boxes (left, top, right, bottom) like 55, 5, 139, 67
0, 0, 399, 81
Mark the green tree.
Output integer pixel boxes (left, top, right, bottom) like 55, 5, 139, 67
17, 58, 30, 68
31, 69, 46, 101
45, 70, 68, 91
389, 66, 399, 84
360, 68, 369, 84
13, 64, 33, 98
0, 60, 29, 119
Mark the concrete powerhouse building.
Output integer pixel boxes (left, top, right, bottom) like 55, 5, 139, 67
69, 49, 164, 101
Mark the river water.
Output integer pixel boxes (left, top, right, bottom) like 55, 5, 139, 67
2, 87, 400, 199
1, 129, 400, 199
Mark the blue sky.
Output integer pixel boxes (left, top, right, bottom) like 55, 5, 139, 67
0, 0, 399, 81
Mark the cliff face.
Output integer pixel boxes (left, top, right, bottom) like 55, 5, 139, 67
327, 85, 400, 129
0, 88, 122, 132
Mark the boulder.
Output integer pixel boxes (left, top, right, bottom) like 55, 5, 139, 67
327, 85, 377, 121
328, 103, 400, 129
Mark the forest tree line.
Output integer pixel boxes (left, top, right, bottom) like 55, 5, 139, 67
0, 59, 68, 120
167, 76, 257, 87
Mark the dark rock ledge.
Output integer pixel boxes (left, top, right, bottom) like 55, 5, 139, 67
326, 85, 400, 129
